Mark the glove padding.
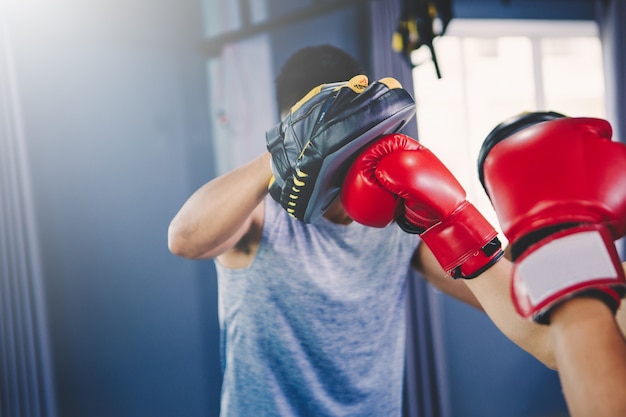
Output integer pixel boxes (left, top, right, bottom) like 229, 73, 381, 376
478, 112, 626, 323
266, 75, 416, 223
341, 133, 503, 279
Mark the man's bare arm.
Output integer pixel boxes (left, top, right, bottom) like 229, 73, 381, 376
414, 243, 556, 369
549, 297, 626, 417
411, 242, 483, 311
168, 152, 271, 259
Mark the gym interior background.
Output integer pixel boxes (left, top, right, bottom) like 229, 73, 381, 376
1, 0, 624, 416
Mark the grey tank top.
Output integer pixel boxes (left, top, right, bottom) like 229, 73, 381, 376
216, 196, 420, 417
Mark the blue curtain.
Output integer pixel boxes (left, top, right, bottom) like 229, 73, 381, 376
0, 6, 57, 417
595, 0, 625, 144
595, 0, 626, 258
368, 1, 449, 416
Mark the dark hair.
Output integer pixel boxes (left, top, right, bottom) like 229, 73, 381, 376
275, 44, 368, 114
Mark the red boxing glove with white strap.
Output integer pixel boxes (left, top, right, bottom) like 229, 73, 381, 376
341, 133, 503, 279
478, 112, 626, 323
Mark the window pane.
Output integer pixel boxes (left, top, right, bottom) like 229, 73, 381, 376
412, 21, 605, 241
542, 37, 605, 117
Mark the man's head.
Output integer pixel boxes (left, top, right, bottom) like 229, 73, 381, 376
275, 44, 368, 116
268, 45, 415, 224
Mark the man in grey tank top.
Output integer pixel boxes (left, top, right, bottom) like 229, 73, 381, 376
168, 45, 575, 416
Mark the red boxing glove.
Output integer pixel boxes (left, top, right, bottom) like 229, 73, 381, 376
341, 133, 503, 279
479, 113, 626, 323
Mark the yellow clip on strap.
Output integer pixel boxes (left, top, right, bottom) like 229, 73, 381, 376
290, 74, 369, 114
344, 74, 369, 93
378, 77, 402, 90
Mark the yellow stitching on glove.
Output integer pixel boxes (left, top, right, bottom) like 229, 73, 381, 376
290, 74, 369, 114
268, 175, 275, 189
298, 141, 311, 159
292, 170, 307, 198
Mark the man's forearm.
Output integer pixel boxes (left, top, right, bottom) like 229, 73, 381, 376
550, 297, 626, 417
463, 259, 557, 369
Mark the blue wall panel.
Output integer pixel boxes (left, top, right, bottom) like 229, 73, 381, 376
4, 0, 221, 415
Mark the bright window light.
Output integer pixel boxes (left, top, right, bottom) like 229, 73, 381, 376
411, 19, 606, 243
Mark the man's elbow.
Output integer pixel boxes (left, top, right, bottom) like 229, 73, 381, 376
167, 222, 199, 259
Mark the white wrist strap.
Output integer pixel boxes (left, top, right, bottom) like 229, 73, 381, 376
515, 229, 620, 305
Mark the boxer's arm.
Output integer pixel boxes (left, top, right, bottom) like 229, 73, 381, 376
168, 152, 271, 259
416, 249, 626, 372
411, 242, 483, 311
413, 245, 557, 369
549, 297, 626, 417
462, 259, 557, 368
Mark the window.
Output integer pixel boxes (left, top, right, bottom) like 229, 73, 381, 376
411, 19, 606, 241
